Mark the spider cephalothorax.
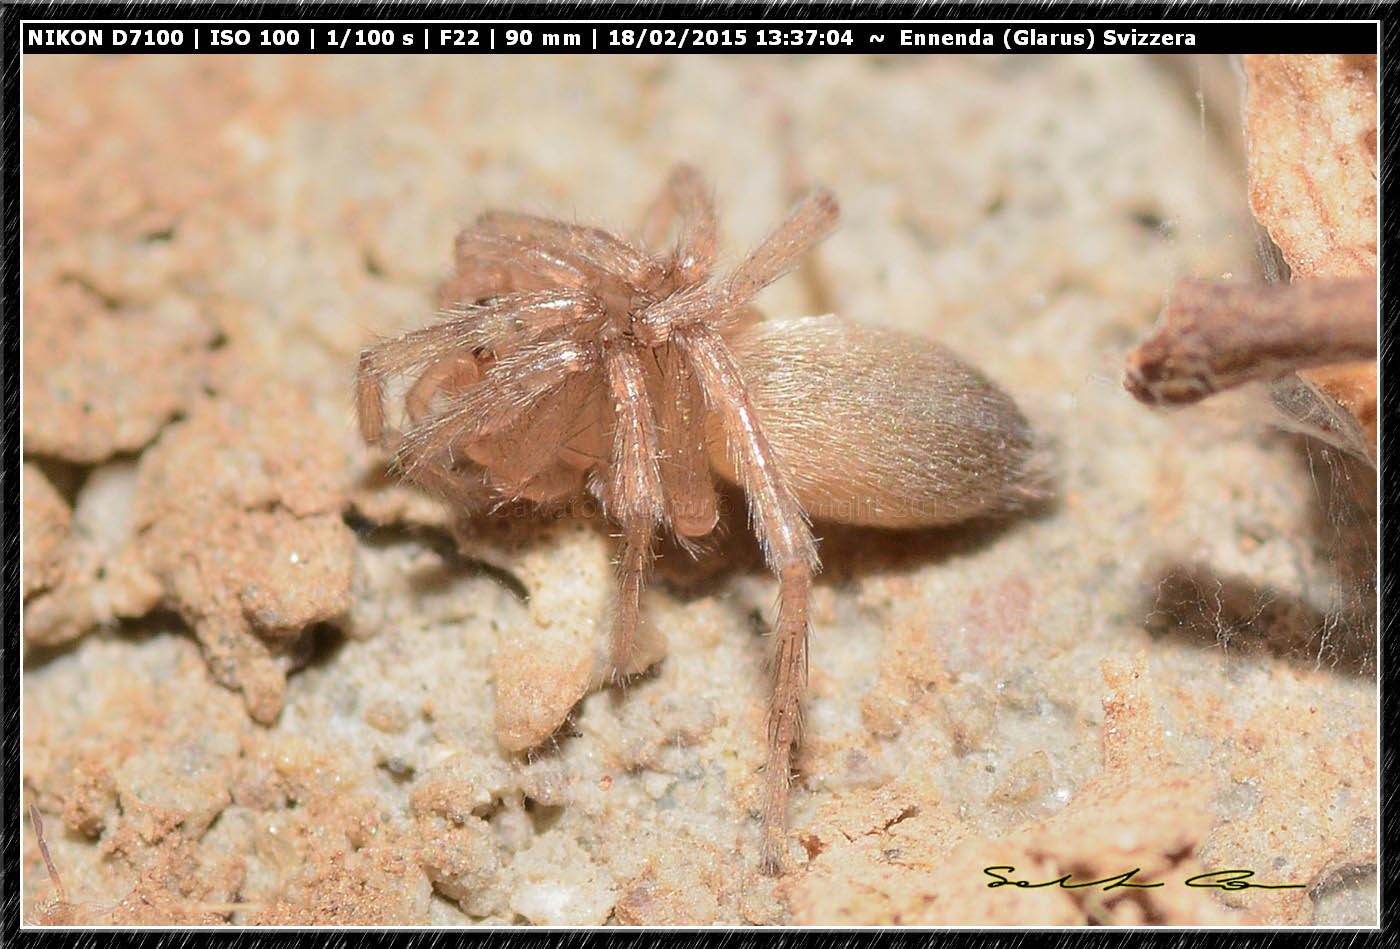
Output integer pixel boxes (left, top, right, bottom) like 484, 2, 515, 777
357, 165, 1039, 873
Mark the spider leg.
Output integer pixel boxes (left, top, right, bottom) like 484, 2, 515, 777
439, 226, 596, 307
448, 231, 591, 297
724, 187, 838, 306
638, 166, 682, 251
673, 327, 819, 876
638, 164, 717, 285
612, 519, 655, 676
764, 564, 810, 874
363, 292, 596, 388
393, 444, 490, 513
437, 254, 520, 310
405, 354, 481, 424
634, 187, 837, 345
356, 349, 392, 449
475, 211, 664, 292
649, 343, 719, 541
467, 292, 608, 359
475, 375, 594, 491
602, 339, 667, 673
398, 336, 596, 482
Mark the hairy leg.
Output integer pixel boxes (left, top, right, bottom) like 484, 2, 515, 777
602, 339, 667, 672
649, 343, 719, 541
394, 446, 490, 513
724, 188, 838, 305
361, 292, 598, 401
634, 188, 838, 344
673, 327, 818, 875
764, 564, 810, 873
638, 164, 684, 251
474, 211, 664, 292
356, 350, 391, 448
449, 230, 589, 295
612, 520, 655, 675
437, 239, 534, 310
449, 217, 665, 309
454, 291, 607, 355
405, 354, 481, 424
399, 336, 598, 468
639, 164, 718, 286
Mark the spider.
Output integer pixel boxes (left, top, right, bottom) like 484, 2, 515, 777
356, 165, 1040, 875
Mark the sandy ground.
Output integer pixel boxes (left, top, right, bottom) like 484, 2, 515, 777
21, 53, 1377, 926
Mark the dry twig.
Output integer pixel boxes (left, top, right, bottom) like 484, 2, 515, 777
1125, 277, 1376, 406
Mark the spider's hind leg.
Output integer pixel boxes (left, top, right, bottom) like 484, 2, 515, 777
761, 564, 811, 875
639, 164, 718, 285
673, 327, 819, 877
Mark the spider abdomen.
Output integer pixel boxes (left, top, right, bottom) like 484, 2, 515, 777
714, 316, 1041, 528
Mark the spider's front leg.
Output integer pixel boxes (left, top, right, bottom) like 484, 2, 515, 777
357, 348, 488, 510
356, 348, 393, 450
357, 293, 578, 449
440, 228, 590, 306
674, 327, 819, 876
473, 211, 665, 293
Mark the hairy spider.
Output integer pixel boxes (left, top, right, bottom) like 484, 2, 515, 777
356, 165, 1040, 875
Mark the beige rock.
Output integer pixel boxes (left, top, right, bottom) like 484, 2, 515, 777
493, 522, 666, 752
509, 830, 618, 925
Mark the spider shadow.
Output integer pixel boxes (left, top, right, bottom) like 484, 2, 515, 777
651, 481, 1059, 605
342, 478, 531, 603
1140, 562, 1374, 678
1138, 434, 1376, 680
1288, 433, 1377, 611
